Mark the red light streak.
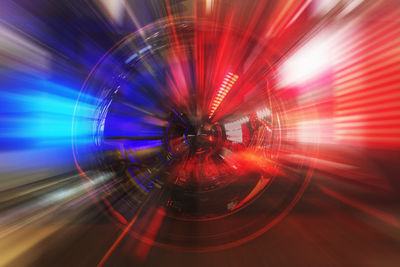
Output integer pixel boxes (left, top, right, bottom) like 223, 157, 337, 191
134, 207, 166, 262
97, 195, 152, 267
265, 0, 309, 37
320, 186, 400, 229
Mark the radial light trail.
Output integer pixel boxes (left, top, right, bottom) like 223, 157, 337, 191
209, 72, 239, 119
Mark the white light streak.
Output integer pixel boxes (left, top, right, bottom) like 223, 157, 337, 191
206, 0, 213, 14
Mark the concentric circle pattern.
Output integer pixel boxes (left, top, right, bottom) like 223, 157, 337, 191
73, 18, 317, 250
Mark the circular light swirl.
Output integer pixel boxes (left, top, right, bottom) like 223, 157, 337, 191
72, 18, 317, 251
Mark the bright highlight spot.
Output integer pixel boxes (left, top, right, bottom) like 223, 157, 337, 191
278, 33, 334, 87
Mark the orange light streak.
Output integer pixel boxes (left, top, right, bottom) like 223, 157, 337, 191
209, 72, 239, 118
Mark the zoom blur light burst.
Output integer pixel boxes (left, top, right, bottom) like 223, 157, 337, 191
72, 18, 316, 251
1, 0, 400, 266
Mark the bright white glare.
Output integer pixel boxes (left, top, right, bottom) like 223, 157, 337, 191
278, 33, 334, 87
206, 0, 213, 14
98, 0, 125, 25
256, 107, 271, 120
312, 0, 340, 16
225, 117, 248, 143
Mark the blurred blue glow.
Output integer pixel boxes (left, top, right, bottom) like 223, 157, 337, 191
0, 73, 96, 150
